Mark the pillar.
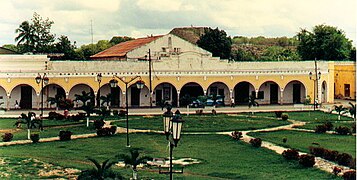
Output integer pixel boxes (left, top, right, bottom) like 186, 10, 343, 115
177, 90, 180, 107
6, 93, 10, 110
36, 92, 41, 110
280, 88, 284, 105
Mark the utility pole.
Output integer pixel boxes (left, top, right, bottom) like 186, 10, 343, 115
149, 49, 153, 108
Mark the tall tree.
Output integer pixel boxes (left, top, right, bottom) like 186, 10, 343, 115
15, 21, 36, 52
197, 27, 232, 59
297, 24, 353, 60
54, 35, 79, 60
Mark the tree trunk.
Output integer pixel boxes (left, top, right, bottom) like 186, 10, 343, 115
86, 117, 89, 127
338, 115, 341, 120
132, 169, 138, 180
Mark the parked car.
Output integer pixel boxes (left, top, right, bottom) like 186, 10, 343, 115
205, 97, 225, 106
189, 100, 205, 108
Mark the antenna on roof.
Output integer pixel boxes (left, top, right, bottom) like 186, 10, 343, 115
90, 20, 94, 45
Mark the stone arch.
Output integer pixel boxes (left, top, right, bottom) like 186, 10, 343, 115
10, 84, 37, 109
179, 82, 204, 107
153, 82, 178, 107
207, 81, 230, 105
99, 83, 122, 108
234, 81, 255, 105
0, 86, 8, 109
283, 80, 307, 104
321, 81, 327, 103
257, 81, 281, 105
69, 84, 94, 108
41, 84, 66, 109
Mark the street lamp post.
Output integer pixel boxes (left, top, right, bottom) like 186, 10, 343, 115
97, 73, 102, 108
163, 108, 184, 180
109, 75, 144, 147
309, 59, 321, 111
35, 73, 49, 116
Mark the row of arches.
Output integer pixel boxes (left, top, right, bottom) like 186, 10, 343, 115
0, 80, 328, 109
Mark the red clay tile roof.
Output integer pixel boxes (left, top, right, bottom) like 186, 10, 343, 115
91, 35, 164, 59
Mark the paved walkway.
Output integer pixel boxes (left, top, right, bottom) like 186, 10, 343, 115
0, 113, 354, 177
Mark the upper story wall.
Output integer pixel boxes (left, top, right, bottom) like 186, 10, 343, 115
0, 55, 48, 73
333, 61, 356, 99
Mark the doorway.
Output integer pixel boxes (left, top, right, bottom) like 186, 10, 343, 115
20, 86, 32, 109
270, 84, 279, 104
131, 87, 140, 106
293, 84, 301, 103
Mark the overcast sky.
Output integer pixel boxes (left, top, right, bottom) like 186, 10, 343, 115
0, 0, 356, 47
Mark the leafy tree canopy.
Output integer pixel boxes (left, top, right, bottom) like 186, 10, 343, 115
197, 27, 232, 59
297, 24, 354, 60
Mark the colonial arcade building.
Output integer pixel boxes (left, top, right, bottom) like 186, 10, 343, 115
0, 33, 354, 110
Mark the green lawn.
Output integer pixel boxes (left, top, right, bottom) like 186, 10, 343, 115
0, 118, 84, 129
252, 111, 352, 122
299, 121, 355, 130
0, 133, 340, 179
248, 130, 356, 157
112, 114, 290, 132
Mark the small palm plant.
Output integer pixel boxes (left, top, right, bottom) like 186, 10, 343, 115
248, 95, 259, 115
345, 102, 356, 121
100, 93, 112, 108
77, 157, 122, 180
75, 91, 93, 108
331, 105, 347, 120
116, 148, 151, 180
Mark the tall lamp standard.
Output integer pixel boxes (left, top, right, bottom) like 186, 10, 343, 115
309, 60, 321, 111
97, 73, 102, 108
163, 108, 184, 180
109, 75, 144, 147
35, 73, 49, 116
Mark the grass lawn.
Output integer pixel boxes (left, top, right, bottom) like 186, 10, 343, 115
252, 111, 353, 122
248, 130, 356, 157
112, 114, 290, 132
0, 133, 340, 179
298, 121, 355, 130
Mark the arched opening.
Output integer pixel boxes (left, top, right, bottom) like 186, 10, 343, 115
321, 81, 327, 103
257, 81, 281, 105
0, 86, 7, 109
41, 84, 66, 109
128, 84, 149, 107
234, 82, 255, 105
207, 82, 230, 105
180, 82, 204, 107
99, 83, 122, 108
283, 80, 306, 104
69, 84, 94, 108
10, 84, 36, 109
153, 83, 178, 107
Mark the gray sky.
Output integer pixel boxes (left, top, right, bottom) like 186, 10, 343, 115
0, 0, 356, 47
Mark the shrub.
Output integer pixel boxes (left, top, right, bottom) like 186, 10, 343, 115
324, 149, 339, 161
30, 133, 40, 143
299, 154, 315, 167
309, 146, 326, 157
48, 111, 65, 120
282, 149, 300, 160
335, 126, 351, 135
59, 130, 72, 141
212, 109, 217, 115
275, 111, 283, 118
315, 125, 327, 133
281, 113, 289, 120
333, 166, 342, 175
250, 138, 262, 147
324, 122, 334, 131
113, 110, 119, 116
2, 133, 13, 142
97, 127, 116, 136
231, 131, 243, 140
336, 153, 353, 167
195, 110, 203, 115
93, 119, 105, 130
110, 126, 117, 134
343, 170, 356, 180
119, 110, 126, 116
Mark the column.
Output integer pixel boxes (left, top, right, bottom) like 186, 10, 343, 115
6, 94, 10, 110
280, 88, 284, 105
255, 89, 259, 99
37, 92, 41, 110
177, 90, 180, 107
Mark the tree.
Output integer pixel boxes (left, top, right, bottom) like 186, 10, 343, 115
15, 12, 55, 53
54, 35, 79, 60
116, 148, 151, 180
77, 157, 122, 180
297, 24, 354, 60
346, 102, 356, 121
331, 105, 347, 120
74, 91, 94, 108
100, 93, 112, 107
248, 95, 259, 115
197, 27, 232, 59
109, 36, 134, 45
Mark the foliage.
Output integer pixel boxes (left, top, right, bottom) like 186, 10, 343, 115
2, 133, 13, 142
48, 111, 65, 120
297, 24, 354, 60
30, 133, 40, 143
304, 95, 312, 105
324, 122, 334, 131
119, 110, 127, 116
309, 146, 326, 157
53, 35, 79, 60
113, 110, 119, 116
82, 103, 95, 118
275, 111, 283, 118
335, 126, 351, 135
261, 46, 301, 61
331, 105, 348, 120
298, 154, 315, 167
100, 93, 112, 107
282, 149, 300, 160
77, 157, 122, 180
248, 95, 259, 108
58, 98, 74, 110
76, 40, 112, 60
231, 131, 243, 141
249, 138, 262, 147
116, 148, 152, 170
96, 127, 117, 136
59, 130, 72, 141
336, 153, 354, 167
197, 27, 232, 59
93, 119, 105, 130
109, 36, 134, 45
343, 171, 356, 180
346, 102, 356, 120
96, 107, 111, 117
281, 113, 289, 120
333, 166, 342, 175
315, 125, 327, 133
323, 149, 339, 162
75, 91, 94, 108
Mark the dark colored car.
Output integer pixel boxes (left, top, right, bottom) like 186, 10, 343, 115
189, 100, 205, 108
205, 96, 225, 106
